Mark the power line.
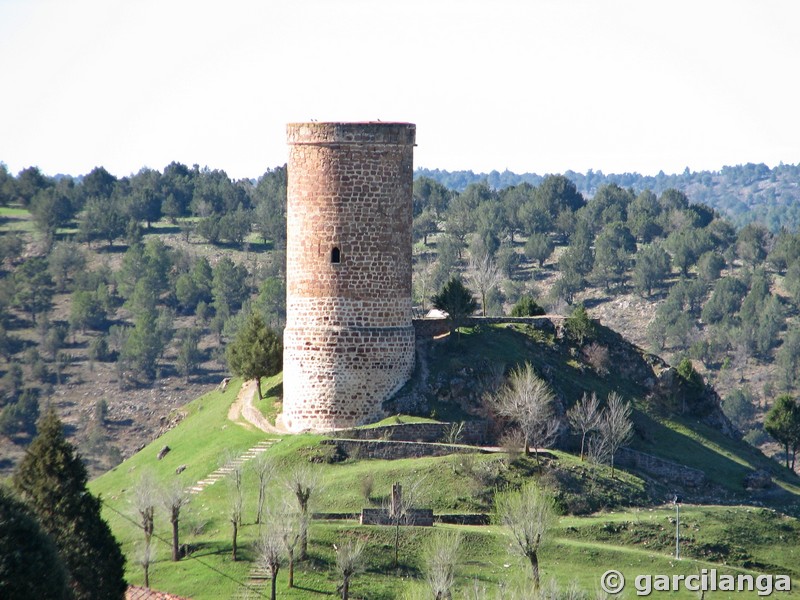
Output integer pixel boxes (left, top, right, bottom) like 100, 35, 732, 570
101, 498, 268, 599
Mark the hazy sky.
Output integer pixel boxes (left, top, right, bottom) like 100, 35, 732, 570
1, 0, 798, 180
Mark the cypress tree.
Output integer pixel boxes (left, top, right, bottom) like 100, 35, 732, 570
12, 406, 126, 600
0, 486, 70, 600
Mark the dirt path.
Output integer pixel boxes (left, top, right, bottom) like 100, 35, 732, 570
228, 379, 286, 434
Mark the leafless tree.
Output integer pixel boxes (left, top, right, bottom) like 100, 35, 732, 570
491, 362, 560, 465
567, 392, 602, 461
256, 527, 283, 600
495, 482, 557, 591
285, 464, 320, 560
582, 342, 610, 376
135, 541, 156, 588
161, 482, 188, 561
250, 451, 275, 525
226, 458, 244, 561
598, 392, 633, 478
276, 497, 302, 589
334, 538, 367, 600
132, 470, 157, 548
423, 531, 461, 600
385, 477, 427, 568
413, 257, 436, 313
467, 252, 503, 317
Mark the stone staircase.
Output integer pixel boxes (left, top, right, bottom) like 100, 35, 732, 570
230, 563, 270, 599
186, 438, 280, 496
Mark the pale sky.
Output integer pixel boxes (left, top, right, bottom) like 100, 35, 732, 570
1, 0, 798, 180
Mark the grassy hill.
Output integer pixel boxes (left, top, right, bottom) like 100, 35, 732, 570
91, 326, 800, 599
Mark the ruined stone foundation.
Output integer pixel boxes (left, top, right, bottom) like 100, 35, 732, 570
282, 122, 416, 432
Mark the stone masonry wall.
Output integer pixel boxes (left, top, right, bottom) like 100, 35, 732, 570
338, 421, 488, 445
283, 123, 416, 432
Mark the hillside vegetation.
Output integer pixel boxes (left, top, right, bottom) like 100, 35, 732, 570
88, 323, 800, 598
3, 159, 800, 482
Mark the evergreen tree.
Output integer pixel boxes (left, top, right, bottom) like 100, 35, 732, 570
632, 243, 671, 297
0, 486, 70, 600
564, 303, 595, 345
764, 395, 800, 472
226, 312, 283, 399
510, 295, 546, 317
12, 407, 126, 600
212, 256, 250, 318
13, 257, 55, 324
431, 276, 479, 337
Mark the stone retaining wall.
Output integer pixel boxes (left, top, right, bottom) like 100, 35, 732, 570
413, 316, 563, 339
360, 507, 434, 526
339, 420, 488, 445
321, 438, 489, 460
616, 447, 707, 488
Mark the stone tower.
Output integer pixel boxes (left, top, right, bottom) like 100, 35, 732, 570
282, 122, 416, 432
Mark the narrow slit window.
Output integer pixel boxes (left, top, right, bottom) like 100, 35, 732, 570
331, 247, 341, 264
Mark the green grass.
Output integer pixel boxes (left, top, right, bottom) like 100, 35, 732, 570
0, 205, 35, 232
358, 414, 441, 428
633, 411, 800, 498
88, 326, 800, 598
253, 372, 283, 423
91, 377, 270, 501
91, 395, 800, 599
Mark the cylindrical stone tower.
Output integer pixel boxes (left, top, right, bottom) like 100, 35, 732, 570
282, 122, 416, 432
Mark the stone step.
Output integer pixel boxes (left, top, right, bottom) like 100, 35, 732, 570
185, 438, 283, 496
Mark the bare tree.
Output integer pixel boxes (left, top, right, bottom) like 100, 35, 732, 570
423, 531, 461, 600
413, 257, 436, 313
161, 482, 188, 561
495, 482, 557, 591
132, 471, 157, 550
256, 527, 283, 600
567, 392, 602, 461
250, 451, 275, 525
467, 252, 503, 317
491, 362, 560, 465
334, 538, 367, 600
277, 497, 302, 589
598, 392, 633, 478
226, 458, 244, 561
135, 542, 156, 589
285, 464, 319, 560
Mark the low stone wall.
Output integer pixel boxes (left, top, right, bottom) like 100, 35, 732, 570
321, 438, 489, 460
616, 447, 706, 488
312, 511, 491, 526
312, 512, 360, 520
339, 420, 488, 445
435, 513, 491, 525
413, 316, 562, 339
360, 507, 434, 526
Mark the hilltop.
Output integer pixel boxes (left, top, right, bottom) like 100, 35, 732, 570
89, 323, 800, 599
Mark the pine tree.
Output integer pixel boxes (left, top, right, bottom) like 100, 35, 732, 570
226, 312, 283, 399
12, 407, 126, 600
431, 276, 479, 337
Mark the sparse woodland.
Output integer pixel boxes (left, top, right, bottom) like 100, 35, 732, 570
3, 160, 800, 476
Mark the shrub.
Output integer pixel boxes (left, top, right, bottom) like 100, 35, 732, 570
510, 295, 546, 317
